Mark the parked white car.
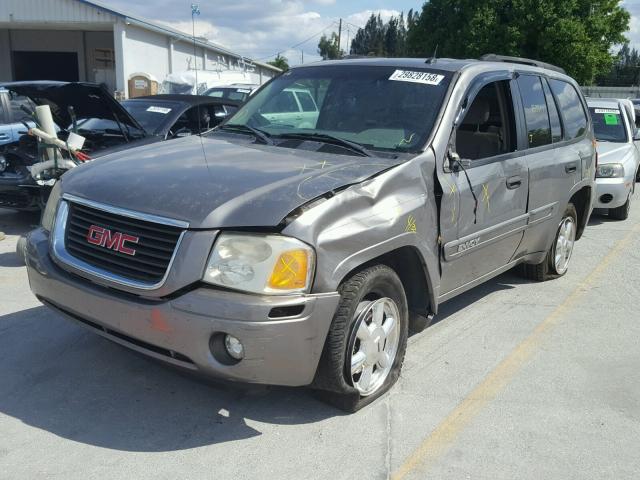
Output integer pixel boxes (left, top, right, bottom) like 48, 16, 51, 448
587, 98, 640, 220
259, 88, 319, 129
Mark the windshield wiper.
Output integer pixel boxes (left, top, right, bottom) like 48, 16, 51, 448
217, 124, 273, 145
273, 132, 373, 157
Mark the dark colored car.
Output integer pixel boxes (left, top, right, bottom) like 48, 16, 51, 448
0, 83, 240, 210
122, 95, 241, 139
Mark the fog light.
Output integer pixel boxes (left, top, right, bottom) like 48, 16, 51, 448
224, 334, 244, 360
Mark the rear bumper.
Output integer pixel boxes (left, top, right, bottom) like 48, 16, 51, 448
26, 228, 340, 386
594, 177, 632, 209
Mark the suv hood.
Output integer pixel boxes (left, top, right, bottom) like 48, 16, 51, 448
597, 142, 636, 164
0, 81, 145, 134
61, 136, 403, 229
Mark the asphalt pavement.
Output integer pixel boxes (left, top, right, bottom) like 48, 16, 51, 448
1, 204, 639, 480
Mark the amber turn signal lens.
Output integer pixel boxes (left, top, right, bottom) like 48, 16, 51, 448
268, 249, 309, 290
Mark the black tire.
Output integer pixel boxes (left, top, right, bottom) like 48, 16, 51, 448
520, 203, 577, 282
609, 194, 631, 221
15, 235, 27, 266
312, 264, 408, 412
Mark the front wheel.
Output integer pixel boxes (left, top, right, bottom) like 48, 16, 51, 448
313, 265, 408, 412
609, 193, 631, 221
520, 204, 577, 281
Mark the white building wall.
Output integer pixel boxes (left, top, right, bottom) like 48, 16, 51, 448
172, 40, 205, 72
120, 23, 170, 97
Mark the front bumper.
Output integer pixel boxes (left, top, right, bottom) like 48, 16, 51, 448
0, 172, 40, 210
26, 228, 340, 386
594, 177, 632, 209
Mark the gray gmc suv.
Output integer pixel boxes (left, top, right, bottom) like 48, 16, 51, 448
26, 56, 596, 411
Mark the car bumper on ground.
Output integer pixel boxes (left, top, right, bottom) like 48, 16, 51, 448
26, 227, 341, 387
594, 177, 632, 209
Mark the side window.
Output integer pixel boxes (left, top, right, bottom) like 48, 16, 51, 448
296, 91, 317, 112
541, 79, 563, 143
548, 79, 588, 140
262, 90, 299, 114
455, 80, 517, 161
517, 75, 551, 148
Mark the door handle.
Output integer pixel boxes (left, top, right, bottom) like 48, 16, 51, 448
565, 162, 578, 173
506, 175, 522, 189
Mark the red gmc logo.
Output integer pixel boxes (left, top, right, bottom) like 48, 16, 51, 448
86, 225, 139, 256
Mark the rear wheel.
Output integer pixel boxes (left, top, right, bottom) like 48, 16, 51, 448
609, 193, 631, 221
520, 204, 577, 281
313, 265, 408, 412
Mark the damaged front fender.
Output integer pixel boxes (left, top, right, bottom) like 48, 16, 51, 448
283, 150, 441, 312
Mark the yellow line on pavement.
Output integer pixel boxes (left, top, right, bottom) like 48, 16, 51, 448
392, 223, 640, 480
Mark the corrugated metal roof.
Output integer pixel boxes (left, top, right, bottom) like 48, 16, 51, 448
0, 0, 280, 73
0, 0, 116, 24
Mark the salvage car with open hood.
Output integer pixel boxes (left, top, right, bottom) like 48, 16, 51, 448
0, 83, 238, 211
26, 56, 596, 411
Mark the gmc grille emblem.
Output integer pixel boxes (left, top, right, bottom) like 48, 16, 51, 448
86, 225, 139, 256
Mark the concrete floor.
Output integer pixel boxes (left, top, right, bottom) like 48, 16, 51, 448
0, 205, 639, 479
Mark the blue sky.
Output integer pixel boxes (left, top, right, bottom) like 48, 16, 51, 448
100, 0, 639, 66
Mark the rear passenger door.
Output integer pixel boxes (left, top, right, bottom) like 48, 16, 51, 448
439, 76, 528, 295
518, 76, 592, 255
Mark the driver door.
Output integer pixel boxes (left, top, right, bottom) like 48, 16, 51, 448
439, 76, 528, 297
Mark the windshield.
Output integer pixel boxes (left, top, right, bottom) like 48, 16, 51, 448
161, 81, 194, 95
204, 87, 252, 102
123, 100, 176, 134
71, 117, 145, 138
589, 107, 627, 143
224, 65, 453, 153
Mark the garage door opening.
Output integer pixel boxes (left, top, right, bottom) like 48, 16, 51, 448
13, 51, 80, 82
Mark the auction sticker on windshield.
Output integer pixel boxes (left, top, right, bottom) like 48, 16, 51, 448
389, 70, 445, 86
594, 109, 620, 114
146, 106, 172, 114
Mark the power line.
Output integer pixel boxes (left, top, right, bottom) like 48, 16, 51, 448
254, 21, 338, 61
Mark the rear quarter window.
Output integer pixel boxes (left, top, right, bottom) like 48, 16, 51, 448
548, 79, 588, 140
517, 75, 552, 147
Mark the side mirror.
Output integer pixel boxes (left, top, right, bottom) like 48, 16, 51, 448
445, 149, 471, 172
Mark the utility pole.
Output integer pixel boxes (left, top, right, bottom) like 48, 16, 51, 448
337, 18, 342, 54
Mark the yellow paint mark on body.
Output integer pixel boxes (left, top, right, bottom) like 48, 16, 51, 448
405, 215, 417, 233
482, 183, 491, 212
392, 224, 640, 480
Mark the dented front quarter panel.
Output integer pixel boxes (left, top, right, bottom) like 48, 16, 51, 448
283, 150, 441, 308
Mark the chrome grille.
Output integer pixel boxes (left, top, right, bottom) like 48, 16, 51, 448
64, 201, 184, 284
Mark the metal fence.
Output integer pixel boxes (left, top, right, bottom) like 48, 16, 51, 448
581, 86, 640, 99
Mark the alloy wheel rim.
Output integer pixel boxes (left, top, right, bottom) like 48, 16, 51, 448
347, 297, 401, 396
554, 216, 576, 275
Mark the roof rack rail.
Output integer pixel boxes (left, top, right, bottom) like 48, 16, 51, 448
479, 54, 566, 74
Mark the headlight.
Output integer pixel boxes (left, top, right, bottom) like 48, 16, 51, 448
203, 233, 315, 295
41, 181, 62, 232
596, 163, 624, 178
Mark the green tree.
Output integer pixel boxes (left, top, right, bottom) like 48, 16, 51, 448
318, 32, 344, 60
406, 0, 630, 84
350, 13, 409, 57
268, 54, 289, 71
598, 44, 640, 86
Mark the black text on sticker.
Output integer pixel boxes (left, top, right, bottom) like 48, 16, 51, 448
389, 70, 445, 86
